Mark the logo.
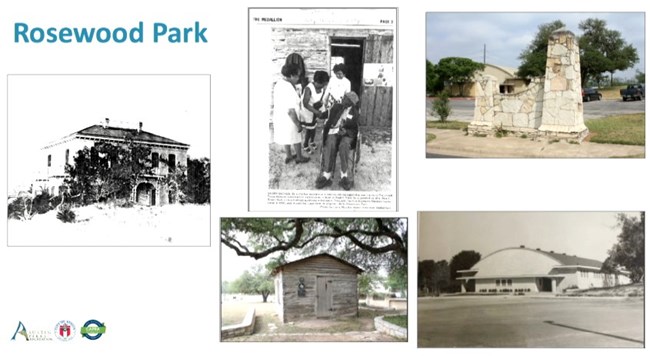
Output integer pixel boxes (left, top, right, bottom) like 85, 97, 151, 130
54, 320, 76, 341
10, 321, 53, 341
81, 320, 106, 340
10, 321, 28, 341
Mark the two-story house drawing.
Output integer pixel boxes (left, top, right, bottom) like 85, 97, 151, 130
38, 118, 189, 206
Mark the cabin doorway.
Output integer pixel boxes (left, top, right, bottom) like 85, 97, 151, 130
330, 37, 364, 96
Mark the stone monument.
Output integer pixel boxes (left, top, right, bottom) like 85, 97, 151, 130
468, 28, 588, 141
537, 28, 588, 139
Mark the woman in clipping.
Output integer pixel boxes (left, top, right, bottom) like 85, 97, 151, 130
272, 63, 310, 164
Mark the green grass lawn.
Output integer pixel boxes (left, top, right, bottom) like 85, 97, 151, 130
585, 113, 645, 146
426, 133, 436, 142
426, 120, 469, 130
383, 315, 407, 328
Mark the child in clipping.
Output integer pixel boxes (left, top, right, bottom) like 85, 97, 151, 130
300, 71, 329, 154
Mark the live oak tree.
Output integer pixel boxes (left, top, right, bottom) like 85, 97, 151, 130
357, 272, 383, 298
635, 71, 645, 84
384, 264, 407, 296
221, 218, 407, 275
578, 18, 639, 87
426, 60, 444, 95
417, 259, 451, 295
434, 57, 485, 96
449, 250, 482, 281
163, 157, 211, 205
183, 158, 210, 204
603, 212, 645, 283
516, 20, 565, 78
517, 18, 639, 86
229, 267, 275, 302
418, 260, 435, 292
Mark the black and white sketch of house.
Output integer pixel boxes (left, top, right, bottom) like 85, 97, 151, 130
271, 253, 363, 323
38, 118, 189, 206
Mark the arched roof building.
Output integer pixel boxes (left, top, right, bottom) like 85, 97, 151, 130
445, 63, 528, 97
457, 246, 630, 294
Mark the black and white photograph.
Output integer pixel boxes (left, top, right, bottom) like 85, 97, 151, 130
418, 211, 644, 348
249, 8, 397, 211
220, 218, 407, 342
7, 74, 211, 246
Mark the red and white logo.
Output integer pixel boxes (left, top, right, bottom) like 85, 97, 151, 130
54, 320, 76, 341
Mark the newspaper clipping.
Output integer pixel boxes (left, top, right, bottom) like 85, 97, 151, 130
249, 8, 397, 211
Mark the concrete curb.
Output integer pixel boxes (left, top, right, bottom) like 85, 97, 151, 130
374, 314, 407, 339
426, 128, 645, 158
221, 307, 256, 339
532, 295, 640, 300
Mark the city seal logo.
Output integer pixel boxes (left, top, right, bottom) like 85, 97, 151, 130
81, 320, 106, 340
54, 320, 76, 341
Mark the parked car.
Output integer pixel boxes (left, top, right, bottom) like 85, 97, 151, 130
620, 84, 645, 101
582, 88, 602, 102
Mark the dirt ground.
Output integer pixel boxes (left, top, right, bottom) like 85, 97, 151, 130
268, 125, 392, 191
222, 299, 405, 342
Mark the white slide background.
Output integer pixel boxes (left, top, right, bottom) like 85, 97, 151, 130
0, 1, 648, 355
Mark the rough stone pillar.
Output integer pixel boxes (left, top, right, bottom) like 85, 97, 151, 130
468, 75, 498, 134
538, 28, 588, 139
461, 282, 466, 293
552, 279, 557, 293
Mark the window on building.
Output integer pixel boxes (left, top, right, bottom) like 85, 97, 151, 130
152, 152, 159, 168
507, 279, 512, 286
65, 149, 69, 165
496, 280, 500, 286
168, 154, 176, 170
90, 147, 98, 165
47, 154, 52, 167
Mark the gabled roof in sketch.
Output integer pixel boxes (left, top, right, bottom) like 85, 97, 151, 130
271, 253, 364, 276
43, 124, 189, 149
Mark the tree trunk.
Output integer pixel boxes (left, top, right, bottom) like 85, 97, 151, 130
262, 291, 269, 303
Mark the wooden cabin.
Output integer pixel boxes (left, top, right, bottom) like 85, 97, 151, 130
271, 253, 364, 323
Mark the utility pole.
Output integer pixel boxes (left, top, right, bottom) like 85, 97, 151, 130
483, 44, 486, 65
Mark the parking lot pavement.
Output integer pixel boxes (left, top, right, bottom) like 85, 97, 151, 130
418, 296, 644, 348
425, 98, 645, 122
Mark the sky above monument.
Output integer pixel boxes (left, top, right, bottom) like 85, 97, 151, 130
426, 12, 645, 80
418, 211, 642, 263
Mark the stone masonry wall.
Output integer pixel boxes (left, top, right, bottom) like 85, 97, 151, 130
374, 315, 407, 340
469, 28, 588, 140
538, 29, 588, 137
470, 76, 544, 134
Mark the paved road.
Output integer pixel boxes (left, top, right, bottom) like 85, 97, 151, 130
418, 296, 644, 348
426, 98, 645, 122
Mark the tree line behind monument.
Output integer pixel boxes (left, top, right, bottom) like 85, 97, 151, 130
427, 17, 641, 96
